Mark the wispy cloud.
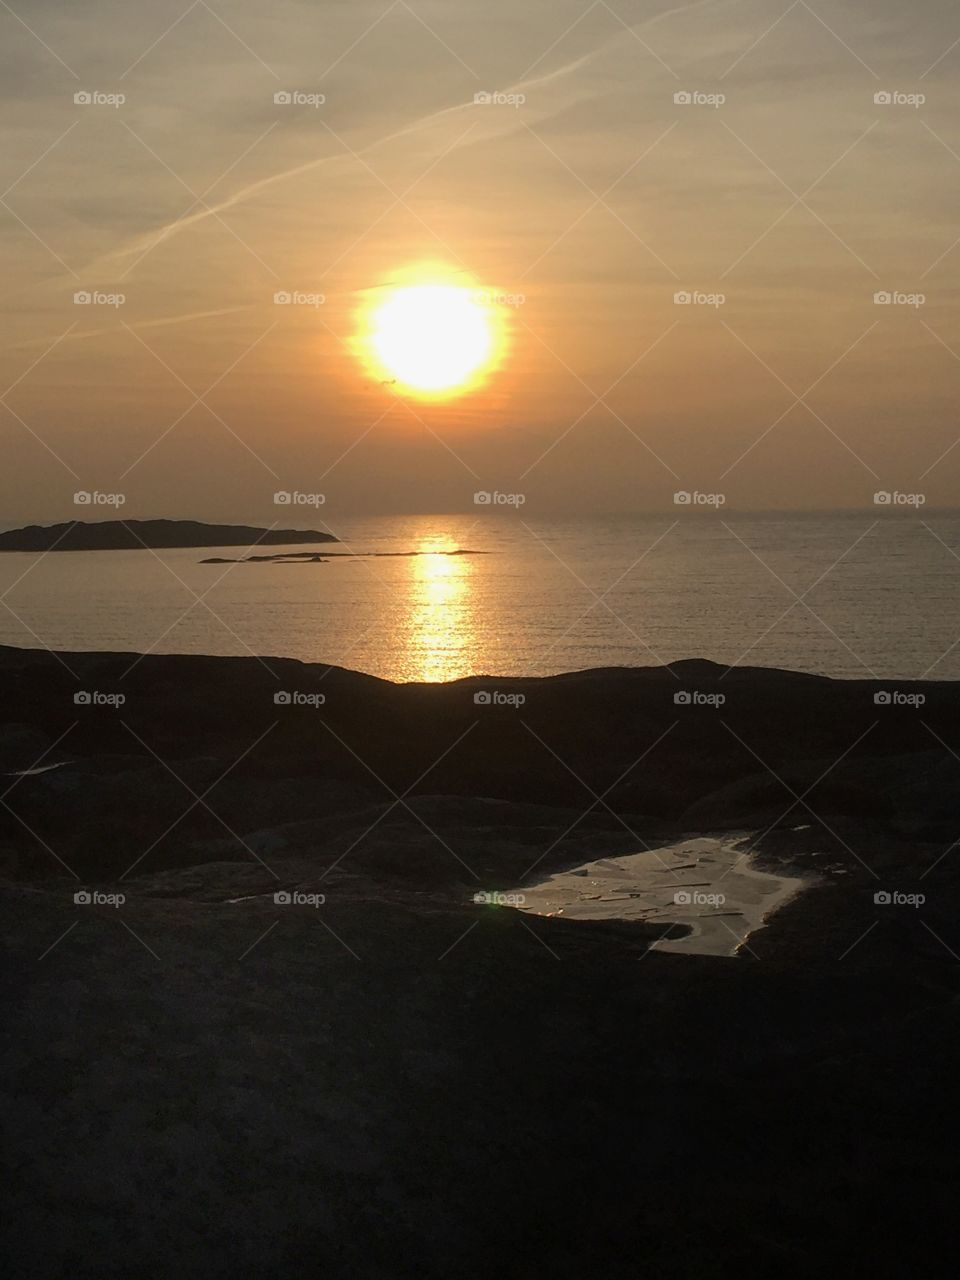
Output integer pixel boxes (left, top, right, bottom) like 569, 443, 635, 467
3, 305, 247, 352
75, 0, 723, 281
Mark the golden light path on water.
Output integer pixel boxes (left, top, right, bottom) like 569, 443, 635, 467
404, 535, 478, 682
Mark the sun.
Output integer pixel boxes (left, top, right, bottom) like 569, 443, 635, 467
358, 275, 503, 397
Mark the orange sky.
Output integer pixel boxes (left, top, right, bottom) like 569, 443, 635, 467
2, 0, 960, 522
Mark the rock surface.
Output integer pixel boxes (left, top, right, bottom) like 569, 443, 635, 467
1, 645, 958, 1276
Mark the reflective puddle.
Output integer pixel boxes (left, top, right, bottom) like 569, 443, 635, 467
504, 835, 813, 957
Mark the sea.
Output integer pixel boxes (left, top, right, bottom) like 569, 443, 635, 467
0, 512, 957, 683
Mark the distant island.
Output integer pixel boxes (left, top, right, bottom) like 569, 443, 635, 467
199, 548, 488, 563
0, 519, 339, 552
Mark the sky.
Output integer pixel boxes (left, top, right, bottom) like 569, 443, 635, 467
2, 0, 960, 522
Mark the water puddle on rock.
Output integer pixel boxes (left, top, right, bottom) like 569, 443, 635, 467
504, 835, 813, 957
4, 761, 69, 778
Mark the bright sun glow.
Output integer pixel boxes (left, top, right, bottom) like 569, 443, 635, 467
360, 278, 501, 397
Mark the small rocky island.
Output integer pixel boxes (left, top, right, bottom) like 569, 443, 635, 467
0, 519, 339, 552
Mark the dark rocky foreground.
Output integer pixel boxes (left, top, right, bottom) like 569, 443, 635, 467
2, 645, 959, 1277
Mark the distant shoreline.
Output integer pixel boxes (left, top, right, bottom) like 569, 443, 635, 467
0, 519, 339, 552
199, 548, 489, 563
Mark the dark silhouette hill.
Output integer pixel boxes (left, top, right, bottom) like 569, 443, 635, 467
0, 520, 338, 551
1, 646, 958, 1277
1, 645, 958, 882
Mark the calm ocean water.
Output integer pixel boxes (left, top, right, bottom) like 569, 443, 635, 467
0, 513, 957, 682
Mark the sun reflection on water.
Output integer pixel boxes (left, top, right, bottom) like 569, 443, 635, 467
405, 536, 476, 682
